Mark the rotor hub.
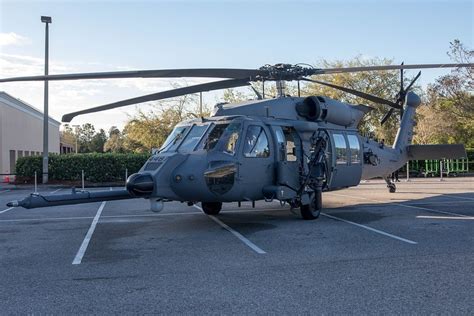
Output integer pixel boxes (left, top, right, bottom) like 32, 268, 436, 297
256, 64, 319, 81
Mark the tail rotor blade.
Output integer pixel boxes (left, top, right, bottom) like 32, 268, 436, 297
404, 71, 421, 93
380, 108, 395, 125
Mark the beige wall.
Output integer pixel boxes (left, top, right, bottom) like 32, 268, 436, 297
0, 94, 60, 176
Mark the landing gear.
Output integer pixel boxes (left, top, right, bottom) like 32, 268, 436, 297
384, 177, 396, 193
201, 202, 222, 215
150, 199, 164, 212
300, 192, 321, 220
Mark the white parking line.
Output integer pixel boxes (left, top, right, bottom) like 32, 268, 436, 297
327, 192, 467, 217
51, 188, 62, 194
443, 194, 474, 201
193, 205, 266, 254
109, 187, 113, 191
72, 201, 106, 265
417, 215, 474, 220
0, 208, 289, 224
0, 189, 10, 194
0, 207, 14, 214
321, 213, 417, 244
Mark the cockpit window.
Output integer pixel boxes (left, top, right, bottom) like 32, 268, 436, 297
243, 125, 270, 158
197, 123, 229, 151
215, 122, 242, 155
160, 126, 189, 152
178, 124, 209, 152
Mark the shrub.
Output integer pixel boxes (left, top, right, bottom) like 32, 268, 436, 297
15, 153, 149, 183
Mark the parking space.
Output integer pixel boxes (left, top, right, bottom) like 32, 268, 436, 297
0, 178, 473, 313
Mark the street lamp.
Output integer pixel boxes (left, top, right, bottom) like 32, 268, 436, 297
41, 16, 51, 184
72, 124, 80, 154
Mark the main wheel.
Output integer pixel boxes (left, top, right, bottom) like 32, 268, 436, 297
201, 202, 222, 215
300, 195, 321, 220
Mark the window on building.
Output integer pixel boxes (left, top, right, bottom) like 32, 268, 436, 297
347, 134, 361, 164
243, 125, 270, 158
9, 150, 16, 173
333, 133, 348, 165
18, 150, 23, 158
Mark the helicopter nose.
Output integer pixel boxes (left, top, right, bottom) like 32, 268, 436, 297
126, 173, 154, 197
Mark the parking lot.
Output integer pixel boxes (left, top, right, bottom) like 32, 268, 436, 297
0, 178, 473, 314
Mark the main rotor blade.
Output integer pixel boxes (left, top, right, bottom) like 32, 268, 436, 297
318, 63, 474, 74
0, 68, 261, 83
62, 78, 250, 122
300, 78, 402, 109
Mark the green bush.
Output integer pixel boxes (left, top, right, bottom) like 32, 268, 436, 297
15, 153, 149, 183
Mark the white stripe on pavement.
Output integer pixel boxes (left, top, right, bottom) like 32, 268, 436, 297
0, 207, 14, 214
194, 205, 266, 254
321, 213, 417, 244
0, 208, 289, 224
417, 215, 474, 220
51, 188, 62, 194
327, 192, 467, 217
72, 201, 106, 265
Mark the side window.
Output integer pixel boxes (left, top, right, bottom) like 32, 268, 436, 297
333, 133, 348, 165
283, 127, 298, 161
215, 122, 242, 155
274, 127, 286, 161
347, 134, 361, 164
243, 125, 270, 158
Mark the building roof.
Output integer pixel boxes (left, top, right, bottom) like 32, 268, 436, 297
0, 91, 61, 127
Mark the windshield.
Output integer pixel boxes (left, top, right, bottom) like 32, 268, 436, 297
178, 124, 209, 152
160, 126, 189, 152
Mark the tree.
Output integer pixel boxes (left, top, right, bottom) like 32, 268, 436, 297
414, 40, 474, 147
60, 124, 77, 152
303, 56, 414, 143
88, 129, 107, 153
122, 93, 209, 152
76, 123, 96, 153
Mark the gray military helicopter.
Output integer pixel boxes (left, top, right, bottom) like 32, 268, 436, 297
5, 63, 472, 219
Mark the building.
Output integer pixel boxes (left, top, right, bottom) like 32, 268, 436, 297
0, 91, 60, 180
60, 134, 76, 154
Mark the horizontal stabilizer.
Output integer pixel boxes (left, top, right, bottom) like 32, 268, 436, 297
407, 144, 467, 160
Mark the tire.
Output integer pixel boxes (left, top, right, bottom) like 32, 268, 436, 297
201, 202, 222, 215
388, 184, 396, 193
300, 195, 321, 220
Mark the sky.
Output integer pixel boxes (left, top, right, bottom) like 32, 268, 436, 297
0, 0, 472, 131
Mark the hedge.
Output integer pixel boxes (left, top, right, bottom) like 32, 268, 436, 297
15, 153, 149, 183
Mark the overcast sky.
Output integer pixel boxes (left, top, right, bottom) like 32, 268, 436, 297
0, 0, 472, 131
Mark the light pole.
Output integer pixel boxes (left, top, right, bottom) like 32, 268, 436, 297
72, 124, 80, 153
41, 16, 52, 183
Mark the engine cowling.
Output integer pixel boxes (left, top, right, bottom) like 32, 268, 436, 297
296, 96, 367, 127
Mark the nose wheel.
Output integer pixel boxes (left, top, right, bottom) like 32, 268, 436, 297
201, 202, 222, 215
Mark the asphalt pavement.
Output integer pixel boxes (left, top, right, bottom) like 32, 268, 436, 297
0, 178, 473, 314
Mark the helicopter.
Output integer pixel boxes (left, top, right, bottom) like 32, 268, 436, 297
4, 62, 472, 220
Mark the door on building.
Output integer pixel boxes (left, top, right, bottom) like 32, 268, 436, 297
9, 150, 16, 174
